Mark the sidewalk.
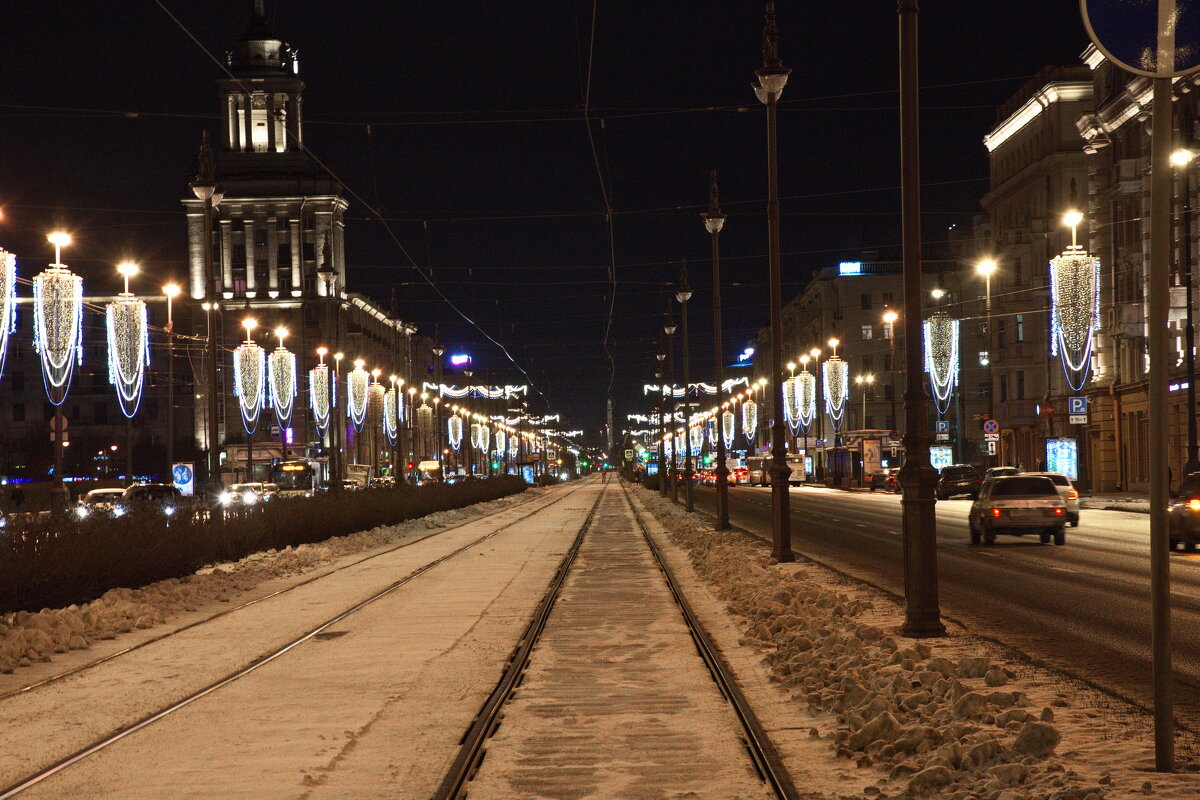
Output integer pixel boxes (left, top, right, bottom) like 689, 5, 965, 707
1080, 492, 1150, 514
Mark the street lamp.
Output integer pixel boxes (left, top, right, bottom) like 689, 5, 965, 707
854, 374, 874, 428
163, 283, 181, 479
754, 0, 794, 562
703, 169, 731, 529
676, 262, 695, 513
190, 132, 223, 493
664, 305, 678, 502
656, 346, 667, 491
882, 309, 899, 432
930, 287, 945, 302
1175, 147, 1200, 475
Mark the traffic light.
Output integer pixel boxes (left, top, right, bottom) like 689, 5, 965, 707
406, 462, 415, 470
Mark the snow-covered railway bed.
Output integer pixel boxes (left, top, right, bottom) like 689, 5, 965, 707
437, 480, 799, 800
0, 482, 598, 799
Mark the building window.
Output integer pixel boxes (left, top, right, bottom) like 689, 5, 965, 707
999, 375, 1008, 402
882, 322, 894, 340
883, 352, 894, 371
1016, 314, 1025, 342
862, 354, 873, 373
11, 372, 22, 392
882, 292, 893, 307
861, 324, 873, 340
1017, 371, 1025, 399
997, 318, 1007, 347
861, 293, 873, 311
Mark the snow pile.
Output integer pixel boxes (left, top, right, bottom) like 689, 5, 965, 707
0, 490, 538, 675
639, 491, 1113, 800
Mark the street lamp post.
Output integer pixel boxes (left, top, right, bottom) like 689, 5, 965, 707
117, 262, 140, 482
883, 309, 899, 433
241, 316, 258, 483
810, 347, 823, 479
163, 283, 181, 482
1174, 144, 1200, 475
664, 306, 678, 502
677, 262, 695, 513
333, 352, 344, 489
897, 0, 945, 638
855, 374, 874, 429
703, 170, 731, 529
657, 346, 667, 491
976, 258, 998, 463
190, 132, 223, 493
754, 0, 794, 562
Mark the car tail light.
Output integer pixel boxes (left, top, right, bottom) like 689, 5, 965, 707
1189, 498, 1200, 512
991, 508, 1003, 518
1049, 507, 1064, 516
1067, 489, 1079, 501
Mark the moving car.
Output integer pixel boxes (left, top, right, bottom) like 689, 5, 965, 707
220, 482, 265, 507
936, 464, 982, 500
729, 465, 749, 485
1023, 472, 1080, 526
869, 468, 900, 493
746, 457, 770, 487
76, 487, 127, 519
1169, 473, 1200, 551
984, 466, 1019, 480
968, 475, 1067, 546
120, 483, 184, 517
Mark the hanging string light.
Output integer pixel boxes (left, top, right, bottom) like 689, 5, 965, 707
309, 348, 332, 436
722, 408, 736, 449
509, 430, 520, 458
923, 311, 960, 416
384, 382, 399, 446
797, 370, 817, 432
706, 415, 718, 447
823, 356, 849, 431
267, 326, 297, 428
495, 429, 507, 459
33, 233, 83, 406
105, 263, 149, 418
742, 396, 758, 442
689, 424, 704, 457
664, 434, 674, 460
347, 359, 370, 432
1049, 243, 1100, 391
232, 318, 266, 433
448, 414, 463, 450
0, 249, 16, 382
782, 375, 802, 435
417, 399, 433, 452
480, 422, 491, 454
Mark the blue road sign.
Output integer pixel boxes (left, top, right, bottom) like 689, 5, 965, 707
1068, 396, 1087, 416
936, 420, 949, 434
1082, 0, 1200, 78
983, 419, 999, 435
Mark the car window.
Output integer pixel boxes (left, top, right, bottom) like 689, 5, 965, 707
990, 477, 1057, 496
1043, 474, 1070, 486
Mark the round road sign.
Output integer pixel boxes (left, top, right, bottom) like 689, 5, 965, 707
1082, 0, 1200, 78
983, 419, 999, 435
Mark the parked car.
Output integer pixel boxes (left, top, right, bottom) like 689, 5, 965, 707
869, 468, 900, 493
1169, 472, 1200, 551
746, 457, 770, 487
984, 466, 1019, 480
120, 483, 184, 517
936, 464, 982, 500
1022, 472, 1080, 526
968, 475, 1067, 545
76, 487, 127, 519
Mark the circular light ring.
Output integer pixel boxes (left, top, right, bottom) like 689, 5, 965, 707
923, 312, 960, 416
268, 346, 297, 428
823, 357, 849, 431
383, 387, 399, 445
106, 296, 149, 418
33, 265, 83, 406
782, 376, 802, 434
495, 430, 507, 459
706, 416, 718, 447
232, 341, 266, 433
689, 425, 704, 457
309, 364, 332, 434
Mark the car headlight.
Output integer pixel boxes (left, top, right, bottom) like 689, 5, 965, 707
218, 492, 233, 505
75, 506, 90, 519
112, 505, 127, 518
243, 492, 257, 505
163, 506, 176, 516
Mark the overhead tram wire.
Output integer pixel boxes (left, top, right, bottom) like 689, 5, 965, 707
150, 0, 556, 411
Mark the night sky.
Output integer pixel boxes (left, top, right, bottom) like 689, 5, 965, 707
1, 2, 1087, 436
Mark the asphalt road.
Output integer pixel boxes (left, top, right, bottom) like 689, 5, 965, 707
686, 482, 1200, 731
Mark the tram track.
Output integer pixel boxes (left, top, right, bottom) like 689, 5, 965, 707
0, 482, 588, 799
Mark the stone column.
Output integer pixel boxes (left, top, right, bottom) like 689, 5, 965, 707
244, 217, 257, 295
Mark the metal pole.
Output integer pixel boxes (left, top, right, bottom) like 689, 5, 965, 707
757, 0, 793, 562
680, 264, 695, 513
126, 418, 133, 482
1150, 73, 1175, 773
667, 306, 679, 503
707, 171, 731, 529
166, 300, 174, 480
897, 0, 945, 638
205, 199, 220, 489
1180, 115, 1199, 474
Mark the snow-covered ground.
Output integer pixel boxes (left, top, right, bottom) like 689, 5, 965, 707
634, 488, 1200, 799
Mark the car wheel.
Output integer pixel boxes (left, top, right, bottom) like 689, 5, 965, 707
983, 532, 996, 546
1039, 531, 1050, 544
936, 491, 946, 501
1186, 540, 1198, 553
969, 521, 981, 546
1070, 520, 1079, 528
1171, 539, 1181, 551
1054, 527, 1066, 546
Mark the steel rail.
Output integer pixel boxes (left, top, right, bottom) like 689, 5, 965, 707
620, 481, 801, 800
0, 483, 586, 799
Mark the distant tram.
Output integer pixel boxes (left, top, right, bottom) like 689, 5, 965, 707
269, 458, 329, 498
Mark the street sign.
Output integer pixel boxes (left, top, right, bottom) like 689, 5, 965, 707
936, 433, 949, 441
624, 449, 634, 460
172, 463, 195, 496
935, 420, 949, 434
983, 419, 999, 435
985, 432, 999, 442
987, 440, 997, 456
1082, 0, 1200, 78
1068, 396, 1088, 425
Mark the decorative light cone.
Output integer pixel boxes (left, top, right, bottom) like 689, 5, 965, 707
469, 422, 481, 450
397, 388, 406, 423
383, 387, 399, 446
232, 340, 266, 433
782, 376, 802, 434
495, 430, 507, 459
32, 263, 83, 405
480, 423, 491, 453
689, 425, 704, 457
923, 311, 960, 416
309, 364, 332, 435
664, 436, 673, 460
1049, 245, 1100, 391
268, 346, 297, 428
509, 432, 519, 458
797, 371, 817, 432
742, 399, 758, 443
105, 294, 149, 418
417, 403, 433, 452
823, 356, 849, 431
347, 364, 370, 432
448, 415, 464, 450
706, 417, 718, 448
0, 249, 16, 382
722, 410, 736, 449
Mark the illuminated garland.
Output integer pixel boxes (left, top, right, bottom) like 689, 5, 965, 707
823, 356, 849, 431
417, 403, 433, 455
706, 416, 718, 447
495, 430, 507, 459
689, 425, 704, 457
469, 422, 481, 450
309, 364, 332, 435
0, 250, 15, 382
664, 435, 673, 460
268, 346, 297, 427
105, 294, 149, 418
32, 264, 83, 406
923, 312, 960, 416
742, 399, 758, 442
396, 387, 406, 423
383, 387, 399, 445
232, 340, 266, 433
797, 371, 817, 432
347, 364, 370, 432
448, 415, 463, 451
1049, 246, 1100, 391
722, 410, 735, 449
509, 432, 519, 457
480, 423, 491, 453
782, 376, 802, 434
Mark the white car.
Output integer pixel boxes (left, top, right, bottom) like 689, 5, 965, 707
76, 487, 128, 519
220, 482, 265, 507
1022, 472, 1080, 526
968, 475, 1067, 546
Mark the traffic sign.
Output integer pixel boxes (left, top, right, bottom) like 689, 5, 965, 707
1069, 396, 1088, 425
1082, 0, 1200, 78
936, 433, 949, 441
935, 420, 949, 434
172, 463, 195, 496
986, 440, 997, 456
624, 449, 634, 460
983, 419, 999, 435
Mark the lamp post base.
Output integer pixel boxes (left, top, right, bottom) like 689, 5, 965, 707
768, 460, 794, 562
714, 465, 730, 529
899, 463, 946, 638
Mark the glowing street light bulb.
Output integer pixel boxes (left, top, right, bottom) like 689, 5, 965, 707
354, 358, 365, 368
1172, 148, 1195, 167
976, 259, 997, 277
882, 309, 899, 325
274, 326, 288, 343
242, 317, 257, 339
47, 231, 72, 264
1062, 209, 1084, 248
828, 337, 840, 357
116, 262, 139, 294
931, 287, 946, 300
162, 282, 181, 299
